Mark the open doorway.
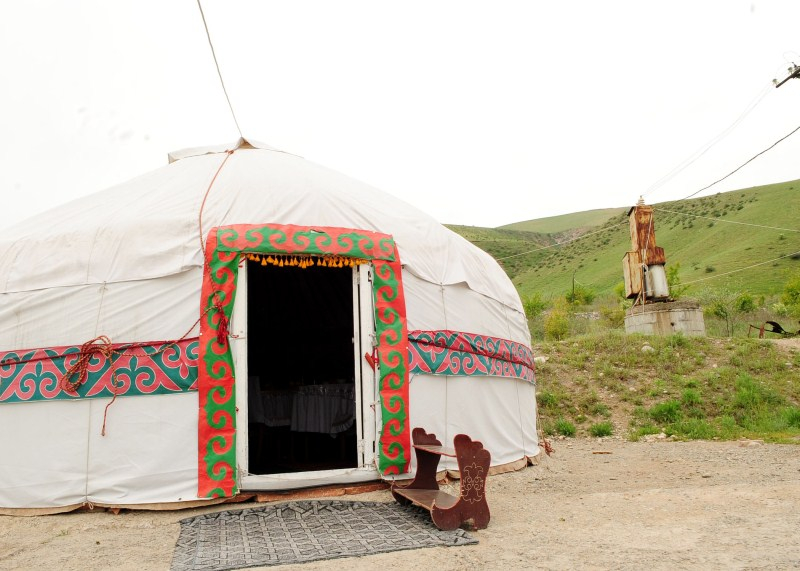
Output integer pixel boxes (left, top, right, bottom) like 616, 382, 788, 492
245, 258, 358, 475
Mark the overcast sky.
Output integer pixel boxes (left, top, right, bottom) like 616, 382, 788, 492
2, 0, 800, 230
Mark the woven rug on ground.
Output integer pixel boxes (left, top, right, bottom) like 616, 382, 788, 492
170, 500, 478, 571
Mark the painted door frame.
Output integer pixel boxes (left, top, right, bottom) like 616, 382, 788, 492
196, 223, 411, 499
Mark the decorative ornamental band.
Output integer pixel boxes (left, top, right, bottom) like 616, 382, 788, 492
0, 339, 199, 404
407, 330, 535, 383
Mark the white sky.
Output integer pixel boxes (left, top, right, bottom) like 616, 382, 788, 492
2, 0, 800, 230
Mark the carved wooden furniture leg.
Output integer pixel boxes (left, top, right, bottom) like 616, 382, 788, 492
431, 434, 491, 531
391, 427, 442, 505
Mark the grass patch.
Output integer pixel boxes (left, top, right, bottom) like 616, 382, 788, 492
589, 421, 614, 437
554, 418, 576, 437
649, 400, 682, 424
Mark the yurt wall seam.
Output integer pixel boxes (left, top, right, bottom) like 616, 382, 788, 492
505, 301, 531, 458
402, 266, 523, 315
0, 268, 200, 295
440, 282, 449, 451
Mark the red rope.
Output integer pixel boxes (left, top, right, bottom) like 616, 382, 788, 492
61, 336, 115, 393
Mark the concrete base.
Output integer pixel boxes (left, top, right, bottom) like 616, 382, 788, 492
625, 300, 705, 336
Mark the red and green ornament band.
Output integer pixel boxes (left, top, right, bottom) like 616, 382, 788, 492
407, 330, 535, 383
198, 224, 411, 499
0, 339, 198, 404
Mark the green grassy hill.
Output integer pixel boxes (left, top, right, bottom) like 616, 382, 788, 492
500, 207, 624, 234
448, 179, 800, 300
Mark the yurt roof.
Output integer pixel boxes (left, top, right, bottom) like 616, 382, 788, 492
0, 138, 521, 310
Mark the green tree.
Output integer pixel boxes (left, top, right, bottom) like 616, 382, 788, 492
700, 288, 753, 336
782, 272, 800, 316
666, 262, 689, 299
565, 284, 595, 306
522, 292, 547, 319
544, 300, 570, 340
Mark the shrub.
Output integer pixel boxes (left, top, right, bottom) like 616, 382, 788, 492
735, 293, 756, 313
599, 305, 625, 328
523, 293, 547, 319
681, 388, 701, 406
537, 391, 559, 409
666, 262, 689, 299
589, 421, 613, 437
705, 265, 715, 273
771, 302, 789, 316
783, 407, 800, 428
554, 418, 576, 437
630, 424, 661, 441
649, 400, 681, 424
544, 302, 570, 341
672, 419, 715, 439
614, 281, 627, 301
565, 284, 596, 306
782, 272, 800, 315
589, 402, 611, 417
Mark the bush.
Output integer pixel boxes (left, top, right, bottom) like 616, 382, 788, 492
681, 389, 702, 406
565, 284, 595, 306
554, 418, 576, 437
782, 272, 800, 316
735, 293, 756, 313
523, 292, 547, 319
666, 262, 689, 299
599, 305, 625, 328
589, 421, 613, 437
544, 302, 570, 340
649, 400, 681, 424
784, 407, 800, 428
771, 302, 789, 317
537, 391, 559, 409
614, 281, 627, 301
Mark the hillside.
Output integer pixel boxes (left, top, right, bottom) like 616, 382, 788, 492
499, 207, 624, 234
534, 331, 800, 441
449, 179, 800, 299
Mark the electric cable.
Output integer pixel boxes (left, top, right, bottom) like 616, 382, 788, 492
681, 250, 800, 287
642, 83, 772, 199
653, 207, 800, 233
678, 122, 800, 201
197, 0, 244, 138
495, 221, 628, 261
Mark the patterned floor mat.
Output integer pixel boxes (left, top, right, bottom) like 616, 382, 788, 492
171, 500, 477, 571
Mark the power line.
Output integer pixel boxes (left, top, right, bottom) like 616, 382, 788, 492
642, 83, 772, 199
197, 0, 243, 138
678, 122, 800, 201
681, 250, 800, 287
654, 207, 800, 234
495, 221, 628, 261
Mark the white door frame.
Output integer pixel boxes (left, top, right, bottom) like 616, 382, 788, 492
234, 261, 379, 490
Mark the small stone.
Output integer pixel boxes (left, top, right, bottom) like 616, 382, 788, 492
534, 356, 549, 364
738, 439, 764, 448
702, 474, 712, 478
641, 345, 655, 353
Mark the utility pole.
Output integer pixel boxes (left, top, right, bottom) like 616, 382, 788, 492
774, 64, 800, 88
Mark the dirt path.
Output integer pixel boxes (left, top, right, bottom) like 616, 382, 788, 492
1, 439, 798, 570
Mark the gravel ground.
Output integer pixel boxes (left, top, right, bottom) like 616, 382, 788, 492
1, 438, 798, 570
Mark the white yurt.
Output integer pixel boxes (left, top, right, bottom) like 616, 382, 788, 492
0, 138, 537, 513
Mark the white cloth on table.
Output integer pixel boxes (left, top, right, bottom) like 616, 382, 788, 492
290, 384, 355, 434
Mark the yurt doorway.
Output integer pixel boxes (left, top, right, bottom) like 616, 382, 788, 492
232, 255, 378, 489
